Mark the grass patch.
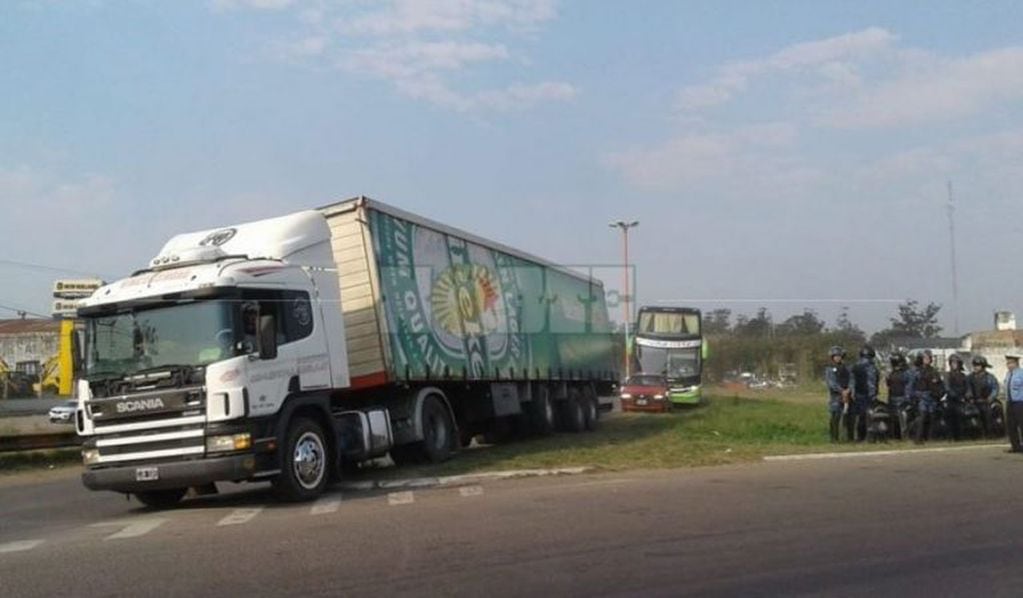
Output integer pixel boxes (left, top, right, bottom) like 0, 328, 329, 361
374, 392, 971, 480
0, 448, 80, 474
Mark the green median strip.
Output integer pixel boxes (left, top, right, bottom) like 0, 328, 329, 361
0, 447, 81, 473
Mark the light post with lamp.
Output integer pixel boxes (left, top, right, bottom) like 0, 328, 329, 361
609, 220, 639, 380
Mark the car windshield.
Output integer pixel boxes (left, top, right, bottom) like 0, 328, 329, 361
84, 300, 234, 377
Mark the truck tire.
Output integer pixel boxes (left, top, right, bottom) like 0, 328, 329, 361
392, 395, 457, 465
529, 387, 556, 435
135, 488, 187, 510
583, 394, 599, 431
560, 393, 586, 433
273, 417, 330, 502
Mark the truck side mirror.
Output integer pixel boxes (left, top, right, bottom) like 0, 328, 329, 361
258, 315, 278, 360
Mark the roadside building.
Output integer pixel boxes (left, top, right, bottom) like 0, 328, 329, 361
962, 330, 1023, 383
0, 318, 61, 367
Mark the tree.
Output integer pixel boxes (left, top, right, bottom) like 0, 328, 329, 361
776, 309, 825, 336
834, 306, 866, 345
734, 307, 772, 338
703, 308, 732, 335
889, 300, 943, 339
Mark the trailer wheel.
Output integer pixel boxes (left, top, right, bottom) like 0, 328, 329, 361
273, 417, 329, 502
529, 387, 556, 435
560, 392, 586, 433
135, 488, 187, 510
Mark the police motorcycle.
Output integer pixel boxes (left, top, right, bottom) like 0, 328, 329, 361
989, 395, 1006, 438
866, 399, 892, 443
932, 393, 952, 440
960, 397, 985, 439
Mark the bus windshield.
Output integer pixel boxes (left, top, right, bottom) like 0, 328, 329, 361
637, 311, 700, 335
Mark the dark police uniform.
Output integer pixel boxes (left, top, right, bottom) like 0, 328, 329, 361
967, 369, 1000, 438
826, 363, 852, 442
887, 365, 911, 439
908, 363, 944, 443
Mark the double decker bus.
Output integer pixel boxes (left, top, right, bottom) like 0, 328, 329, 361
632, 306, 706, 405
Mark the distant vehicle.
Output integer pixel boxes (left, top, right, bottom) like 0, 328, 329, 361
633, 306, 706, 405
76, 197, 618, 508
49, 399, 78, 423
620, 374, 671, 413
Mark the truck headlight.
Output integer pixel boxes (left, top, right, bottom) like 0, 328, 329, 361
654, 394, 665, 400
82, 449, 100, 466
206, 433, 252, 453
621, 393, 633, 399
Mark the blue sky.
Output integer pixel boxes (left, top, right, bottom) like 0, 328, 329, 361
2, 0, 1023, 334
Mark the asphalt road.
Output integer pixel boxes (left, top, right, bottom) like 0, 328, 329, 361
2, 445, 1022, 597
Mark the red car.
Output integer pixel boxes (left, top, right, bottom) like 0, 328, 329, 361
619, 374, 672, 413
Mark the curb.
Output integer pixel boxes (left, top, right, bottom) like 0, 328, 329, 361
764, 442, 1006, 462
338, 466, 593, 492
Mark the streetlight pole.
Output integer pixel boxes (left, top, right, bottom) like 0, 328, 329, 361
610, 220, 639, 380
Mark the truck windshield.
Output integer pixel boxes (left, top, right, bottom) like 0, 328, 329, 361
84, 300, 234, 377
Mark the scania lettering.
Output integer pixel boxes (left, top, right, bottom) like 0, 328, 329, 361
76, 197, 617, 508
632, 306, 706, 405
116, 398, 166, 413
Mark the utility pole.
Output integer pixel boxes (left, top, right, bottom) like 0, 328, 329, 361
609, 220, 639, 379
947, 180, 960, 336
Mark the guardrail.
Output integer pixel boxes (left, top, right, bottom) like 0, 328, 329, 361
0, 432, 80, 453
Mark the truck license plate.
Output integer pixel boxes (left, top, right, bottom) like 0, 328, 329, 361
636, 399, 648, 406
135, 467, 159, 482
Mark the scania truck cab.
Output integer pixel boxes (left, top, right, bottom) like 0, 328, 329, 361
78, 211, 389, 507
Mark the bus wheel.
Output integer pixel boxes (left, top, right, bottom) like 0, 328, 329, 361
273, 417, 329, 502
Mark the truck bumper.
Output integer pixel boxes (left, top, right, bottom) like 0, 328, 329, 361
82, 454, 259, 493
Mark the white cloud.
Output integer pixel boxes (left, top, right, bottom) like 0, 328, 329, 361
211, 0, 294, 11
676, 27, 896, 112
339, 0, 557, 36
823, 47, 1023, 128
213, 0, 571, 112
605, 122, 809, 192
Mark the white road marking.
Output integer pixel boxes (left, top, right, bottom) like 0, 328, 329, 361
311, 498, 341, 515
217, 507, 264, 526
764, 443, 1005, 462
91, 519, 167, 540
387, 491, 415, 506
0, 540, 43, 553
459, 485, 484, 497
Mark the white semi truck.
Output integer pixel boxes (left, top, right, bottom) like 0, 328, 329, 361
76, 197, 618, 507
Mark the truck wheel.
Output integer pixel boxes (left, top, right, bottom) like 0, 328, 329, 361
583, 395, 599, 431
135, 488, 187, 510
560, 394, 586, 433
393, 396, 457, 465
273, 417, 329, 502
529, 388, 556, 435
420, 396, 456, 462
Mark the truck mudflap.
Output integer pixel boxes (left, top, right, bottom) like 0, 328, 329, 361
82, 454, 258, 493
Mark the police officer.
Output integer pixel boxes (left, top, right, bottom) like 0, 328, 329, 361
944, 353, 968, 441
1004, 351, 1023, 452
825, 346, 853, 443
967, 355, 999, 439
851, 345, 879, 442
886, 352, 911, 440
908, 350, 944, 443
